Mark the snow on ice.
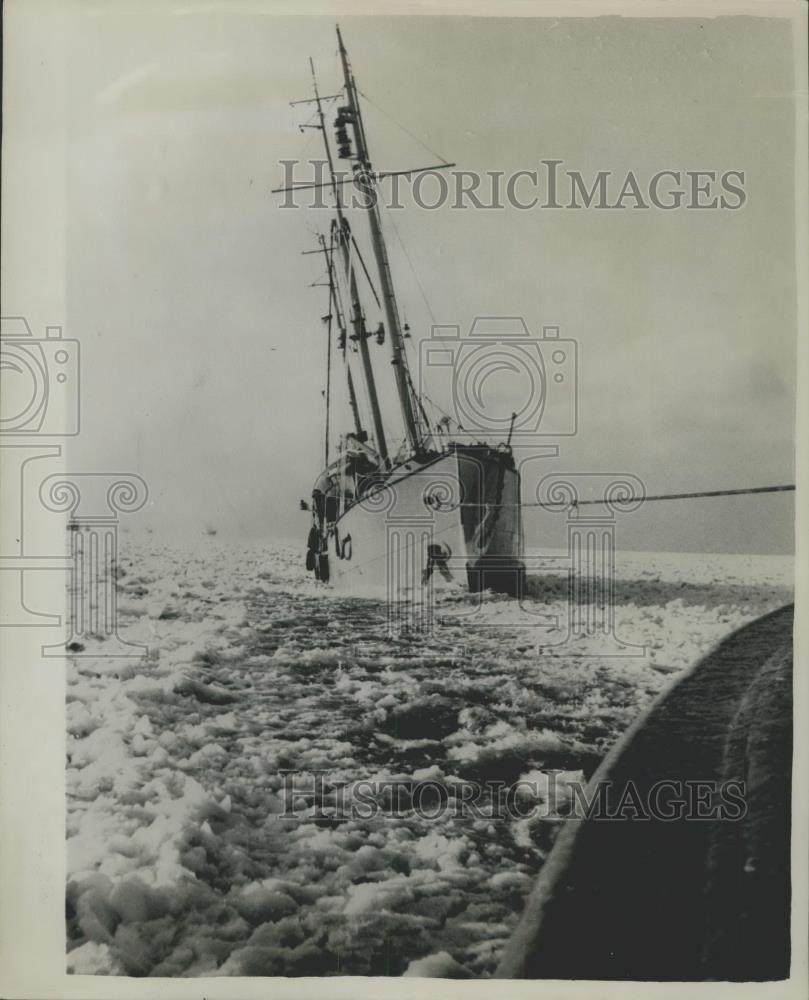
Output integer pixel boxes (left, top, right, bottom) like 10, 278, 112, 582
65, 538, 793, 977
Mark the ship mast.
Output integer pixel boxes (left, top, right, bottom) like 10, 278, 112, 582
336, 25, 425, 457
310, 59, 390, 467
319, 229, 364, 452
327, 233, 364, 443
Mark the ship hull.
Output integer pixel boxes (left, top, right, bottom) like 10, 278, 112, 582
321, 446, 524, 598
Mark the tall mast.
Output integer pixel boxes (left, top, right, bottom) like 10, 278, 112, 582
310, 59, 389, 467
323, 227, 363, 441
336, 25, 424, 456
320, 232, 333, 465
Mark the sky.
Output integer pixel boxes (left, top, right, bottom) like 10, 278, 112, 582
7, 8, 798, 552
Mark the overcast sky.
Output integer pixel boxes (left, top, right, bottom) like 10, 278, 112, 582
14, 9, 798, 552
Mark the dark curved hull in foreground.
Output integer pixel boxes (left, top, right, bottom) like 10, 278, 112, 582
497, 603, 794, 981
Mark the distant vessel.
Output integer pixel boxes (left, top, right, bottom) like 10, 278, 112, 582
281, 27, 524, 598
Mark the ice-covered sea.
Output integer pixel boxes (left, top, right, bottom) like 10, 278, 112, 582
65, 537, 793, 977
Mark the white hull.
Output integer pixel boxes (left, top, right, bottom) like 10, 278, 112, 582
317, 447, 524, 599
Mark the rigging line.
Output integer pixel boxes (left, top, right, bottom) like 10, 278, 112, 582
458, 484, 796, 510
381, 200, 437, 325
411, 373, 438, 442
420, 392, 455, 424
331, 256, 349, 346
310, 264, 329, 287
377, 198, 443, 437
357, 87, 450, 166
349, 234, 382, 308
392, 431, 411, 460
370, 235, 443, 445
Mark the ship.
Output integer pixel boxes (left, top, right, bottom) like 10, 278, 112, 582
279, 27, 525, 601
